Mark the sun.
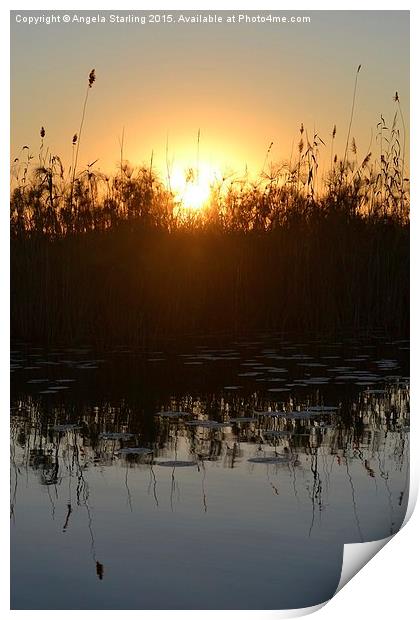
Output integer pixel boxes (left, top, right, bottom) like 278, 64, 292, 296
182, 180, 211, 211
169, 162, 221, 210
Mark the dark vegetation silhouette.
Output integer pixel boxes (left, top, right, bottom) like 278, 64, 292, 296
10, 70, 409, 346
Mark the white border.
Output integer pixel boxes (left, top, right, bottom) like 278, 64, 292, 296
1, 2, 418, 619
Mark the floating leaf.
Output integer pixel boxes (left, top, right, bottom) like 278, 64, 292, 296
155, 460, 197, 467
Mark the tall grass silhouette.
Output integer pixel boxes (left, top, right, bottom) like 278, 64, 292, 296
10, 69, 409, 346
69, 69, 96, 209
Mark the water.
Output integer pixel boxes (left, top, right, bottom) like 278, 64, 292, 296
10, 334, 410, 609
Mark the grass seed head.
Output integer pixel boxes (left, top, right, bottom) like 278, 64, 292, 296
88, 69, 96, 88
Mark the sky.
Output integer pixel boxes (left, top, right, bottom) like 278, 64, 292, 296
10, 10, 409, 185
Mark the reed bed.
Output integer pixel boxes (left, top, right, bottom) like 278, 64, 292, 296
10, 73, 409, 346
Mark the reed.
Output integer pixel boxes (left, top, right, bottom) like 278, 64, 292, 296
10, 85, 409, 346
69, 69, 96, 210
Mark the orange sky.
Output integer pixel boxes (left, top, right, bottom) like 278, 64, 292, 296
11, 10, 409, 184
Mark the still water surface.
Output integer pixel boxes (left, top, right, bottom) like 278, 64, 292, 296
11, 334, 409, 609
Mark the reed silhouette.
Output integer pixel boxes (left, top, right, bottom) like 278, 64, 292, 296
10, 71, 409, 346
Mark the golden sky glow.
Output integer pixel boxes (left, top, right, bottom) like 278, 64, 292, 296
11, 10, 409, 198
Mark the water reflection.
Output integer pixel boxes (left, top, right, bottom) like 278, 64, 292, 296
10, 336, 410, 609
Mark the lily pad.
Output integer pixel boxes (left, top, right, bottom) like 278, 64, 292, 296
117, 447, 153, 456
99, 432, 134, 440
232, 416, 257, 423
185, 420, 220, 428
264, 430, 292, 438
155, 460, 197, 467
248, 455, 291, 464
155, 411, 190, 418
254, 410, 280, 417
52, 424, 82, 432
306, 406, 339, 412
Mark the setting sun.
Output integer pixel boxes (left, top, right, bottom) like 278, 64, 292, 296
168, 162, 221, 210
